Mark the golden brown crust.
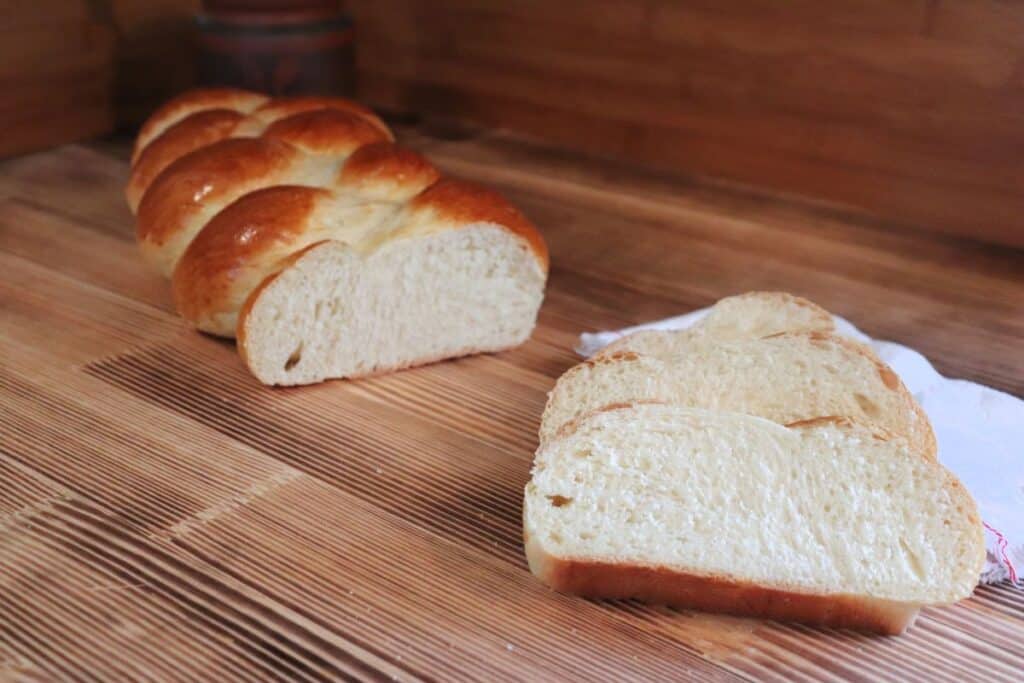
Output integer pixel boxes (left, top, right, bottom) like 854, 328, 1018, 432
127, 109, 246, 211
137, 137, 300, 249
338, 142, 441, 198
262, 109, 390, 155
525, 534, 919, 635
132, 88, 268, 164
411, 178, 549, 274
172, 186, 329, 332
246, 96, 391, 140
133, 91, 393, 180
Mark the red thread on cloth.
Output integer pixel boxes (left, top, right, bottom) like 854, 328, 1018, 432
984, 522, 1018, 585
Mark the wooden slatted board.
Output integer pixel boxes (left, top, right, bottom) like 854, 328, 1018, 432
1, 129, 1022, 681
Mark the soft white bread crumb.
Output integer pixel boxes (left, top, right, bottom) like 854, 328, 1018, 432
238, 225, 545, 385
597, 291, 834, 359
540, 332, 935, 457
524, 404, 984, 633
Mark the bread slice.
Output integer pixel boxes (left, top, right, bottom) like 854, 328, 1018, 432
238, 223, 546, 385
596, 291, 834, 359
540, 332, 936, 457
524, 404, 984, 634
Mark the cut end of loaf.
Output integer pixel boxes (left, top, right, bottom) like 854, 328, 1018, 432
525, 404, 983, 632
237, 225, 546, 385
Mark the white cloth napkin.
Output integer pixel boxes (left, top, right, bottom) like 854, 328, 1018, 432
578, 312, 1023, 585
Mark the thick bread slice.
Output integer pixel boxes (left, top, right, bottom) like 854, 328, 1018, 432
540, 332, 936, 458
238, 223, 546, 385
524, 404, 984, 634
596, 291, 834, 359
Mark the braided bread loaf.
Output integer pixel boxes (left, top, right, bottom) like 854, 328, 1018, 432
127, 89, 548, 385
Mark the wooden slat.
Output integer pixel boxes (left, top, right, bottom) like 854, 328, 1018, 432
0, 137, 1021, 680
0, 458, 301, 681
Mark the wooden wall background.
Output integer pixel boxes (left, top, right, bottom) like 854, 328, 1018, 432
3, 1, 1022, 248
0, 0, 196, 158
107, 0, 200, 126
0, 0, 117, 157
349, 0, 1024, 248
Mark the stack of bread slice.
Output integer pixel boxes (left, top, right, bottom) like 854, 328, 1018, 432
524, 293, 984, 633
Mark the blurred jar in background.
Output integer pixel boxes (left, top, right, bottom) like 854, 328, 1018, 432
197, 0, 355, 96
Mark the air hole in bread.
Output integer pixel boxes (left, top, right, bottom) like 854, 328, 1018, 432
547, 494, 572, 508
854, 392, 881, 418
574, 448, 592, 459
284, 343, 304, 371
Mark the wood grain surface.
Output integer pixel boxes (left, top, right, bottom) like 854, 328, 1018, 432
349, 0, 1024, 249
1, 130, 1022, 681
